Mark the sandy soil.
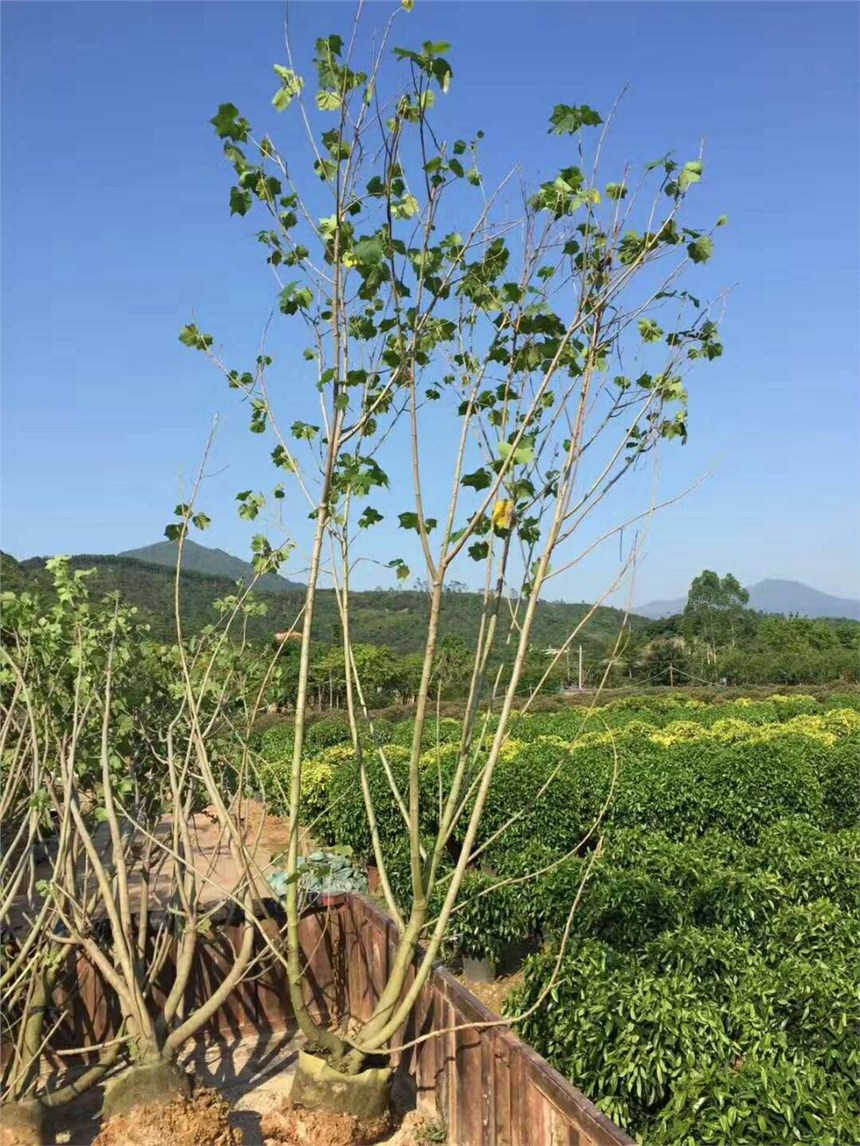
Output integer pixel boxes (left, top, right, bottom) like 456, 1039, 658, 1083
451, 970, 523, 1016
47, 1031, 434, 1146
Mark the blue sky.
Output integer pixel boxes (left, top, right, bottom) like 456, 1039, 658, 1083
2, 1, 858, 604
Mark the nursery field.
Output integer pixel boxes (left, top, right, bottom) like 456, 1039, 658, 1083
256, 692, 860, 1146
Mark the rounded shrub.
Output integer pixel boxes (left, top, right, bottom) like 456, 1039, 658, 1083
513, 939, 734, 1137
258, 720, 295, 763
818, 732, 860, 829
304, 713, 353, 750
327, 743, 411, 860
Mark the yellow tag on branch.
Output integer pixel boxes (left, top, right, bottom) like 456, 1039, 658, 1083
492, 499, 514, 531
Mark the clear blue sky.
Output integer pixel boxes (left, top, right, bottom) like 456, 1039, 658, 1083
3, 1, 858, 603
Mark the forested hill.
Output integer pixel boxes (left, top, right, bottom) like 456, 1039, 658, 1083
118, 539, 303, 593
2, 551, 641, 655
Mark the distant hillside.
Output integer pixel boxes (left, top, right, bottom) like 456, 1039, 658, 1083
5, 550, 644, 654
119, 540, 303, 593
637, 578, 860, 621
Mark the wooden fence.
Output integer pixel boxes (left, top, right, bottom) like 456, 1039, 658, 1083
337, 896, 636, 1146
17, 896, 635, 1146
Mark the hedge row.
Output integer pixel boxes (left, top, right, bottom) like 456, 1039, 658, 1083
255, 697, 859, 1143
255, 692, 860, 762
260, 712, 858, 860
512, 822, 860, 1144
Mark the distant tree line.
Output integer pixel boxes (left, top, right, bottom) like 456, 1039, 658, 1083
636, 570, 859, 686
4, 555, 856, 700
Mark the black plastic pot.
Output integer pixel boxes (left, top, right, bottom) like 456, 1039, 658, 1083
462, 955, 497, 982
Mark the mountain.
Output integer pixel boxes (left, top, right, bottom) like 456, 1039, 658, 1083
746, 579, 860, 621
637, 579, 860, 621
5, 550, 643, 653
118, 540, 303, 594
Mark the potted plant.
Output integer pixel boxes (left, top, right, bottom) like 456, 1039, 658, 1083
454, 871, 531, 983
268, 847, 367, 910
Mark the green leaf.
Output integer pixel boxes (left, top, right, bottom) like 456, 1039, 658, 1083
387, 558, 410, 581
605, 182, 628, 201
687, 235, 714, 264
272, 88, 292, 112
178, 324, 213, 351
279, 282, 314, 314
402, 0, 414, 10
210, 103, 250, 142
638, 318, 665, 343
272, 66, 303, 112
351, 235, 386, 266
461, 468, 492, 491
316, 90, 343, 112
498, 438, 536, 465
549, 103, 603, 135
392, 194, 420, 220
230, 186, 252, 216
716, 215, 729, 227
271, 445, 296, 472
191, 512, 211, 531
291, 421, 319, 442
678, 159, 704, 193
468, 541, 489, 561
358, 507, 383, 529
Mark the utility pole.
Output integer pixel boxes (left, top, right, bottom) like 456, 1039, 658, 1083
578, 644, 584, 691
669, 662, 675, 688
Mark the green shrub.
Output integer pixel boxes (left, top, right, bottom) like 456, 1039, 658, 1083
818, 732, 860, 829
646, 926, 764, 1004
575, 867, 684, 950
503, 846, 585, 936
757, 818, 860, 909
689, 866, 789, 936
258, 720, 294, 762
478, 737, 589, 856
305, 713, 353, 750
328, 744, 412, 860
514, 940, 734, 1134
312, 696, 859, 1143
763, 899, 860, 973
515, 915, 860, 1144
605, 734, 824, 843
761, 953, 860, 1076
649, 1057, 860, 1146
386, 716, 463, 750
451, 869, 532, 962
359, 717, 396, 748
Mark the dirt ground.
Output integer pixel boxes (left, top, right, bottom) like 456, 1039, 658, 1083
452, 970, 523, 1016
46, 1031, 434, 1146
10, 800, 311, 938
